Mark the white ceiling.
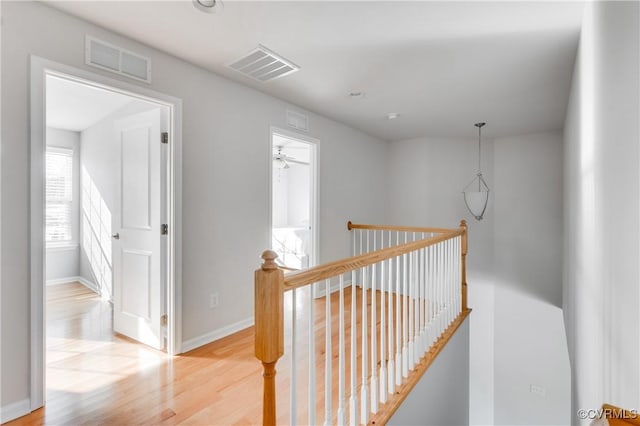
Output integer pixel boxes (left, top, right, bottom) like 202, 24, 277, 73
45, 1, 584, 140
46, 75, 133, 131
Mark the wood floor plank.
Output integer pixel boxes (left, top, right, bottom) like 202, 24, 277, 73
9, 282, 461, 425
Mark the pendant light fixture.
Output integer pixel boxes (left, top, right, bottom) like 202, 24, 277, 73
463, 122, 490, 220
192, 0, 224, 14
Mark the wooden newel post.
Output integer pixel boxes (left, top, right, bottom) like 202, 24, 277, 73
459, 220, 468, 311
255, 250, 284, 426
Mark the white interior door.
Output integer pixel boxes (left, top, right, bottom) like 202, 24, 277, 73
113, 108, 164, 350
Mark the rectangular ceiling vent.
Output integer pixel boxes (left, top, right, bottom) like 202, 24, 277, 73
228, 45, 300, 83
85, 36, 152, 83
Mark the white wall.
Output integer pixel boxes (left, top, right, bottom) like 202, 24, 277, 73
387, 135, 495, 425
493, 131, 569, 424
272, 168, 289, 227
389, 317, 470, 426
286, 163, 310, 227
272, 162, 310, 228
0, 1, 389, 413
388, 131, 569, 424
45, 128, 81, 282
563, 2, 640, 423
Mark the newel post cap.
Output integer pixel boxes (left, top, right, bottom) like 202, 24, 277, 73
261, 250, 279, 271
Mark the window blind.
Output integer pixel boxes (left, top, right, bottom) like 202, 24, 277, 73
46, 147, 73, 242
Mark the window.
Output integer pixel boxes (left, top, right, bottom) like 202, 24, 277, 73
46, 147, 73, 243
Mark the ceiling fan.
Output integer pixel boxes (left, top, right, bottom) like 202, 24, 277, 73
273, 146, 309, 169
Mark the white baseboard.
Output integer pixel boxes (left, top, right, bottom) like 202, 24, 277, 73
46, 276, 98, 294
0, 398, 31, 423
181, 317, 254, 353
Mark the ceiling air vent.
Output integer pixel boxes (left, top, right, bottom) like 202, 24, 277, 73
85, 36, 152, 83
286, 110, 309, 132
228, 45, 300, 83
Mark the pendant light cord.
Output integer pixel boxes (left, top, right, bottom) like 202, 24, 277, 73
478, 124, 482, 175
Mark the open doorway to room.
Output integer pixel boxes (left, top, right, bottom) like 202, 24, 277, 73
270, 128, 318, 270
42, 73, 171, 405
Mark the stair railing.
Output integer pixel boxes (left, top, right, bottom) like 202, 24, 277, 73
254, 220, 470, 425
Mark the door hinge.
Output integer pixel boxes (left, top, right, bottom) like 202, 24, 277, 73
161, 132, 169, 144
161, 224, 168, 235
161, 314, 168, 326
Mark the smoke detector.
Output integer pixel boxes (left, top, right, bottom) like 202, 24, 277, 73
228, 45, 300, 83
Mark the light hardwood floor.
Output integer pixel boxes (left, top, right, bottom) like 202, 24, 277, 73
10, 282, 456, 425
11, 283, 266, 425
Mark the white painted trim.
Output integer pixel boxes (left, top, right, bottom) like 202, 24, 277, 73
181, 317, 254, 353
30, 56, 183, 413
269, 125, 320, 268
0, 398, 31, 424
46, 276, 98, 292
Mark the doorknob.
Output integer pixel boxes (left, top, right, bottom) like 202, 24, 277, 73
112, 233, 120, 240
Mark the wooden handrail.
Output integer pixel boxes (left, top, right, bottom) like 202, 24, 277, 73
347, 221, 455, 234
603, 404, 640, 425
283, 228, 464, 291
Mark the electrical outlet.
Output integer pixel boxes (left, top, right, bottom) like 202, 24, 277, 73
209, 293, 219, 309
530, 384, 546, 398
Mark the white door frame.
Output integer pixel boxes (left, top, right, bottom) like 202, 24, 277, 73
268, 126, 320, 269
29, 56, 183, 410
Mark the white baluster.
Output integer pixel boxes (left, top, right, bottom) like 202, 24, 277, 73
360, 265, 369, 425
421, 243, 427, 355
323, 279, 332, 426
387, 232, 395, 395
453, 237, 462, 318
448, 239, 453, 326
458, 236, 462, 315
450, 239, 454, 324
427, 245, 433, 349
417, 245, 424, 360
436, 241, 442, 337
408, 247, 415, 371
395, 234, 402, 387
423, 245, 429, 352
438, 243, 445, 337
380, 250, 387, 404
402, 234, 409, 378
425, 244, 430, 348
370, 239, 378, 414
291, 289, 297, 425
349, 270, 358, 426
444, 239, 449, 328
309, 285, 316, 426
337, 275, 346, 425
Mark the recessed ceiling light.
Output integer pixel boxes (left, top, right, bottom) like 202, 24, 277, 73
387, 113, 400, 120
193, 0, 223, 14
348, 91, 365, 99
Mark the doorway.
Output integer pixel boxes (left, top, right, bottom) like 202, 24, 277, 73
270, 128, 319, 270
31, 56, 183, 411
